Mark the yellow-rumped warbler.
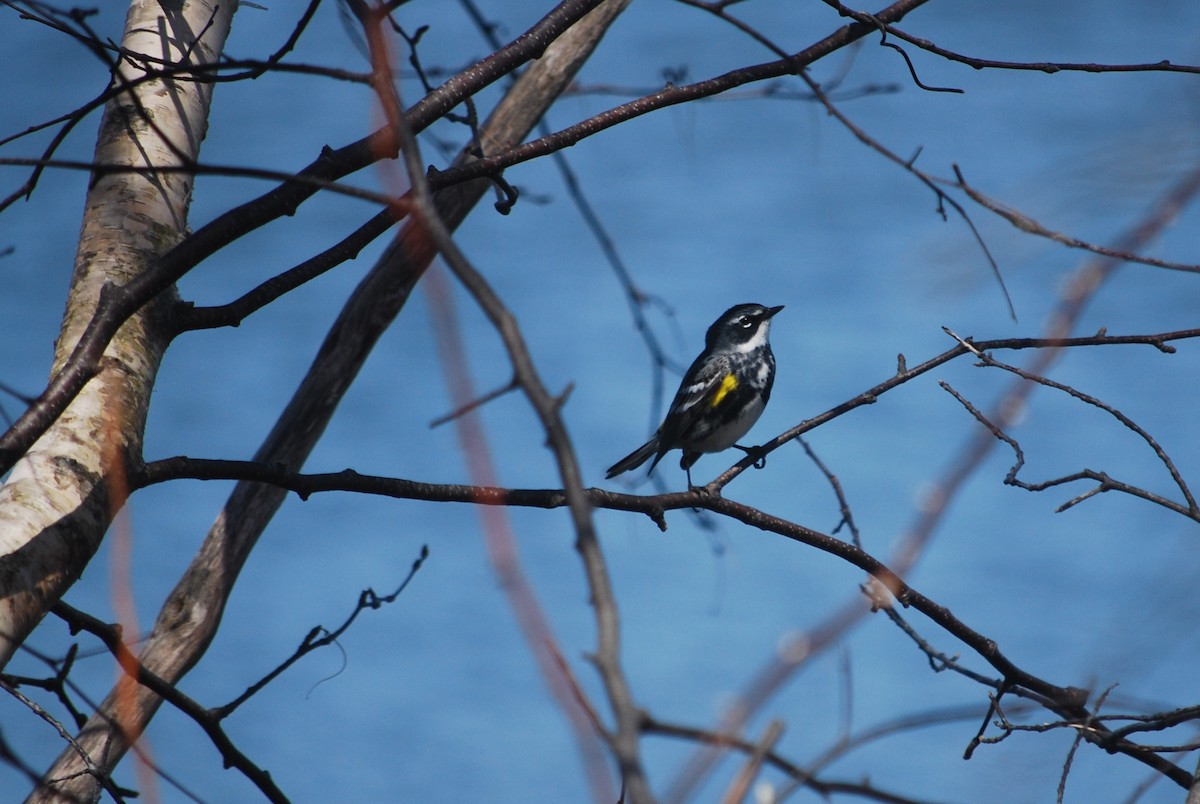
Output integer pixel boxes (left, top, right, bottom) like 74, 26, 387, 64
606, 302, 784, 487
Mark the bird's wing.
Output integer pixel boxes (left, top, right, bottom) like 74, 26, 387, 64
657, 353, 732, 450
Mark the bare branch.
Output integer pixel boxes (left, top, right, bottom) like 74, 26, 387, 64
213, 544, 428, 719
427, 0, 936, 189
0, 676, 124, 801
50, 603, 289, 803
132, 453, 1192, 786
176, 209, 401, 332
819, 2, 1200, 76
950, 165, 1200, 274
938, 337, 1200, 518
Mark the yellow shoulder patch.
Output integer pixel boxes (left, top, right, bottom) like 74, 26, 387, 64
711, 373, 738, 407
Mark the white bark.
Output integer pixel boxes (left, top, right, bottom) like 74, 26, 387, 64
0, 0, 235, 670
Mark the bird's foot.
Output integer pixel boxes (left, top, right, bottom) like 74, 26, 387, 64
735, 444, 768, 469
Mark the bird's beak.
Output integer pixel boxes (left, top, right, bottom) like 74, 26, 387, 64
765, 305, 785, 318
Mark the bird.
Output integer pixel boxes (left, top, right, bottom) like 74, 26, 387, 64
606, 302, 784, 488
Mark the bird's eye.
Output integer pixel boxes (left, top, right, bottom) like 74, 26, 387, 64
739, 316, 752, 328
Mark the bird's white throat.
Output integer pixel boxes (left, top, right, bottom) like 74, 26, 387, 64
733, 321, 771, 353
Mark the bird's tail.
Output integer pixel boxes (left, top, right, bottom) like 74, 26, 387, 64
605, 436, 660, 479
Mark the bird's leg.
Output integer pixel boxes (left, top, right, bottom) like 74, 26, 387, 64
735, 444, 768, 469
681, 453, 704, 492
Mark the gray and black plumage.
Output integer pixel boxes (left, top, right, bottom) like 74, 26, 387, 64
606, 303, 784, 487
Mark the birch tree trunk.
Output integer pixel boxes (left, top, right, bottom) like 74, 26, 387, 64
0, 0, 234, 739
